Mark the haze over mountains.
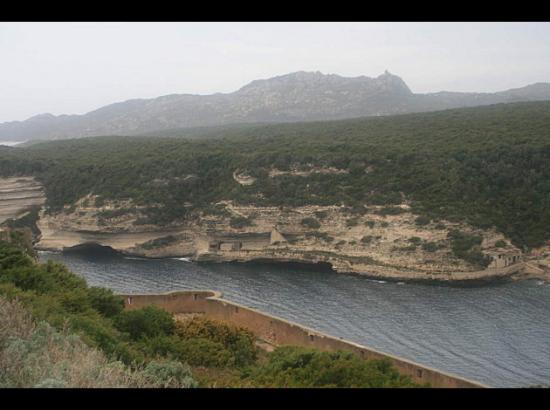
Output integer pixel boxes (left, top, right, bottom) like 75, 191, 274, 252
2, 70, 550, 142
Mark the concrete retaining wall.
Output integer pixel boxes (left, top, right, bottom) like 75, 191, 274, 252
120, 290, 487, 388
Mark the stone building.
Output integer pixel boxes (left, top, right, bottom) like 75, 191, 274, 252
487, 249, 522, 268
207, 229, 288, 253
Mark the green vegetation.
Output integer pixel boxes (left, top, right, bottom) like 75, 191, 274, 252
114, 305, 175, 340
448, 230, 491, 268
376, 206, 407, 216
415, 216, 431, 226
408, 237, 422, 245
175, 317, 257, 367
87, 286, 124, 317
0, 238, 418, 388
203, 203, 232, 218
421, 242, 439, 253
314, 210, 328, 219
229, 216, 254, 229
0, 297, 197, 388
495, 240, 507, 248
241, 346, 419, 388
301, 217, 321, 229
1, 102, 550, 248
361, 235, 374, 244
94, 196, 105, 207
1, 205, 42, 238
305, 231, 333, 242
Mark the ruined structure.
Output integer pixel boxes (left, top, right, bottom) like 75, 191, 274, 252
487, 249, 523, 268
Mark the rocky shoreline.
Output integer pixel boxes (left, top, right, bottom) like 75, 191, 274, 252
36, 241, 532, 284
3, 177, 548, 284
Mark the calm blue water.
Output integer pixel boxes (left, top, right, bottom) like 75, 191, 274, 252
39, 248, 550, 388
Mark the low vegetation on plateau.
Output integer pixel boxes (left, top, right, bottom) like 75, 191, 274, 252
0, 237, 418, 388
1, 102, 549, 250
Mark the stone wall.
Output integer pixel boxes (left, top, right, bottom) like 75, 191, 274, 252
120, 290, 487, 388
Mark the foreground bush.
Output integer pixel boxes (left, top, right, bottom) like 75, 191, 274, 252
87, 287, 124, 317
0, 239, 420, 388
0, 297, 197, 388
176, 316, 258, 367
241, 346, 418, 388
113, 305, 175, 341
0, 241, 141, 364
137, 335, 235, 368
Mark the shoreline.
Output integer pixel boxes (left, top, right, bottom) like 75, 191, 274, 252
36, 244, 538, 286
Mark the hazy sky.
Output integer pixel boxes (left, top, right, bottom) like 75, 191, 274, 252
1, 22, 550, 123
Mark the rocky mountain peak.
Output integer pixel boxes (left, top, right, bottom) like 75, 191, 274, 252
1, 71, 549, 142
375, 70, 412, 95
27, 113, 57, 122
237, 70, 413, 96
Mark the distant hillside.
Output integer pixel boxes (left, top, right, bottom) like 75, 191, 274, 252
1, 71, 550, 141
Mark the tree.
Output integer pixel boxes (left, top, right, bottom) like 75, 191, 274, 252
114, 306, 175, 341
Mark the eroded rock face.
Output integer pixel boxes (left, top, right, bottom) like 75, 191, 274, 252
34, 195, 525, 281
0, 177, 45, 224
36, 194, 190, 254
0, 176, 535, 281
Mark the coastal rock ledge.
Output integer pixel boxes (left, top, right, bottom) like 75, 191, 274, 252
1, 177, 548, 282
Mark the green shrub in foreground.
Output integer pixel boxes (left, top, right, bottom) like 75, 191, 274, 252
87, 287, 125, 318
113, 305, 175, 341
241, 346, 418, 388
176, 316, 257, 367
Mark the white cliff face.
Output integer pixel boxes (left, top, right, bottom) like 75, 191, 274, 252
0, 176, 528, 281
28, 192, 525, 281
0, 177, 45, 224
35, 194, 190, 253
0, 176, 540, 282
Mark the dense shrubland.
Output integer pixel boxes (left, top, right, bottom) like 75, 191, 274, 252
1, 102, 550, 248
0, 238, 417, 387
240, 346, 419, 388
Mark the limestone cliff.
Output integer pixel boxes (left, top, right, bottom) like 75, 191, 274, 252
32, 191, 530, 282
0, 177, 45, 225
2, 176, 543, 282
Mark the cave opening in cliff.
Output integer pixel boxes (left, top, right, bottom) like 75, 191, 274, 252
62, 242, 120, 257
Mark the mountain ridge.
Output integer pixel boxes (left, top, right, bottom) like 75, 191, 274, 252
2, 71, 550, 141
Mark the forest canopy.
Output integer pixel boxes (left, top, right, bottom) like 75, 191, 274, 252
1, 101, 550, 249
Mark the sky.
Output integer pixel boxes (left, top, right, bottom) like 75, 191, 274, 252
1, 22, 550, 123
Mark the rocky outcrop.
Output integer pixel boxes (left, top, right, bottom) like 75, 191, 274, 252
34, 194, 192, 256
0, 177, 535, 282
0, 177, 45, 224
33, 193, 528, 282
